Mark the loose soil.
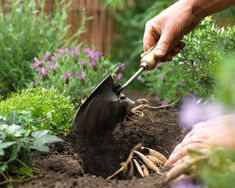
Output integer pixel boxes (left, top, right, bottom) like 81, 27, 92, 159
18, 95, 186, 188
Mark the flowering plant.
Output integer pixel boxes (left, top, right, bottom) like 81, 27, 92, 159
32, 47, 125, 104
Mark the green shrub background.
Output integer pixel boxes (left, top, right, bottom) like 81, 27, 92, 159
0, 87, 75, 132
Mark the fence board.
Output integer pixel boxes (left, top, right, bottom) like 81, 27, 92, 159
1, 0, 134, 55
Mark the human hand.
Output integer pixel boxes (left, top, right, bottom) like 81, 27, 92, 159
165, 114, 235, 166
143, 0, 201, 61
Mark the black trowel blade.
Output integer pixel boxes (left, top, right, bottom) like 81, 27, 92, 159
72, 75, 134, 139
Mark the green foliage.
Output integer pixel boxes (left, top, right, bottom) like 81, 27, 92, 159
0, 87, 75, 133
214, 52, 235, 108
214, 6, 235, 24
0, 116, 63, 183
31, 47, 124, 104
0, 0, 83, 97
196, 149, 235, 188
143, 17, 235, 102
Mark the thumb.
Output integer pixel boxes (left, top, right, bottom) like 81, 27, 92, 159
154, 29, 174, 58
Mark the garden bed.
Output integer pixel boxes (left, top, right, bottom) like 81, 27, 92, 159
18, 95, 186, 188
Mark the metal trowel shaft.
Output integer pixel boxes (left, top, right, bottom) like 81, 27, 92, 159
117, 63, 146, 93
117, 45, 157, 93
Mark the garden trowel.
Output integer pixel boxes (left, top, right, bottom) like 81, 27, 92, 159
72, 47, 157, 139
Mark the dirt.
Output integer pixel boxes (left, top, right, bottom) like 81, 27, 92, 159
17, 95, 186, 188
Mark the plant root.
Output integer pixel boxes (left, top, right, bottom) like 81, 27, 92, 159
140, 147, 167, 163
134, 150, 160, 173
133, 159, 144, 177
127, 98, 178, 122
107, 144, 167, 179
106, 143, 143, 180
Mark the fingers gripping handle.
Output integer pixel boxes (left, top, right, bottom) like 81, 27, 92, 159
140, 46, 157, 70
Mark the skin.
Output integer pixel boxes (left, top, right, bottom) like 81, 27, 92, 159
165, 114, 235, 166
144, 0, 235, 61
143, 0, 235, 166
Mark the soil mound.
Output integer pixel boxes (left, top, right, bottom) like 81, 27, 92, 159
18, 102, 186, 188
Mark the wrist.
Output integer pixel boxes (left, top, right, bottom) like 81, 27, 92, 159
187, 0, 235, 19
186, 0, 212, 19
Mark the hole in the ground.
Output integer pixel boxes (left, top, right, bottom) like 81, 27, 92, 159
77, 138, 132, 178
71, 108, 184, 179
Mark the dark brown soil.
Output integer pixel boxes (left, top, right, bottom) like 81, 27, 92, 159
18, 96, 186, 188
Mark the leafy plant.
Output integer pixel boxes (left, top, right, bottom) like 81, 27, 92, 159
0, 115, 63, 185
195, 149, 235, 188
0, 0, 84, 97
0, 87, 75, 133
213, 52, 235, 108
31, 46, 125, 104
143, 17, 235, 102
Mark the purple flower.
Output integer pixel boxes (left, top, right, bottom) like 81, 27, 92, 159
89, 59, 97, 70
70, 47, 78, 58
116, 73, 123, 80
47, 61, 59, 71
51, 53, 61, 61
83, 48, 102, 59
75, 71, 86, 82
64, 70, 72, 81
37, 68, 48, 76
170, 179, 204, 188
156, 62, 163, 69
93, 51, 102, 58
179, 97, 224, 129
80, 59, 87, 68
32, 58, 43, 68
83, 48, 91, 54
118, 63, 125, 71
58, 47, 69, 54
43, 51, 50, 61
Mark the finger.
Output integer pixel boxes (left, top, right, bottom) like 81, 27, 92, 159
174, 155, 190, 166
178, 41, 185, 49
161, 42, 184, 61
163, 54, 173, 61
170, 140, 211, 161
143, 23, 159, 51
154, 28, 175, 58
171, 47, 181, 55
165, 142, 210, 166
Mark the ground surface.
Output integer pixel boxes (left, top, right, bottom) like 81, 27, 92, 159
18, 95, 186, 188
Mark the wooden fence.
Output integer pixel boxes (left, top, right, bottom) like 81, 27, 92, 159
1, 0, 134, 55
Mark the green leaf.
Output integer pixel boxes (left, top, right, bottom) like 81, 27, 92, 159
0, 141, 16, 156
30, 130, 63, 152
0, 163, 8, 172
18, 165, 33, 176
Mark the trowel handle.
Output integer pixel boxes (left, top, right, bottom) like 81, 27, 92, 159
140, 45, 157, 70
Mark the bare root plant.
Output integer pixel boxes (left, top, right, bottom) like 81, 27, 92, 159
126, 98, 178, 122
106, 143, 167, 179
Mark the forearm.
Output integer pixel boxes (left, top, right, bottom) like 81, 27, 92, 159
188, 0, 235, 19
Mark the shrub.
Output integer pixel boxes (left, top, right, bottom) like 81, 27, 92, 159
0, 115, 63, 184
0, 0, 82, 96
0, 87, 75, 133
31, 46, 125, 104
143, 17, 235, 102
